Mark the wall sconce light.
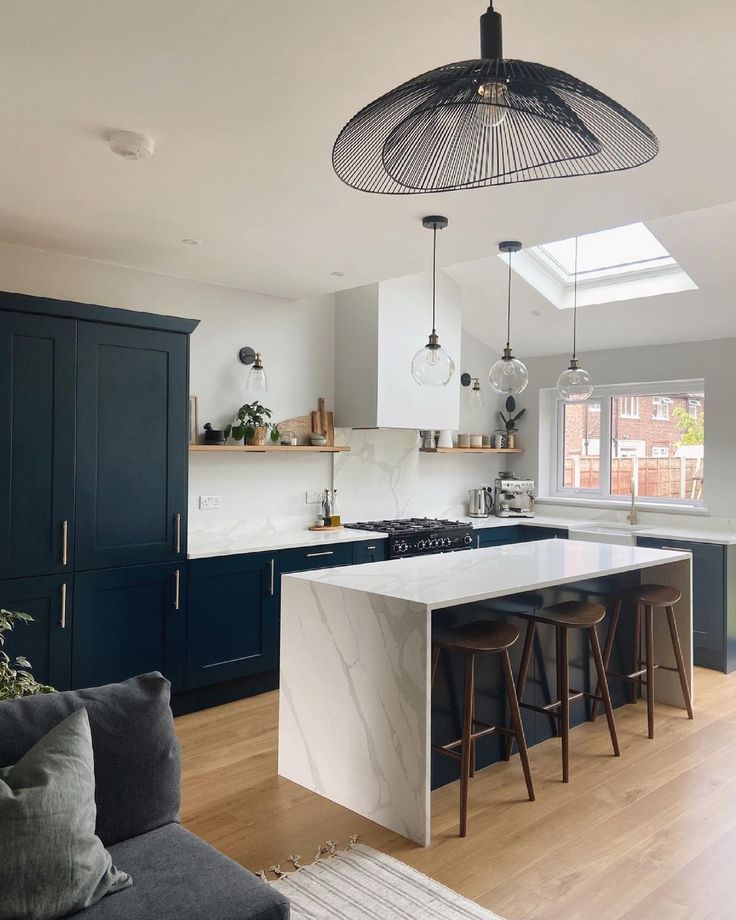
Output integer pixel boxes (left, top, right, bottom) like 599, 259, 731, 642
238, 346, 268, 392
461, 372, 485, 408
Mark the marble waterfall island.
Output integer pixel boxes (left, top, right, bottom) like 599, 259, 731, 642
278, 539, 692, 846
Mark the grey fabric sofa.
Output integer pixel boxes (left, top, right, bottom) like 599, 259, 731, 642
0, 673, 289, 920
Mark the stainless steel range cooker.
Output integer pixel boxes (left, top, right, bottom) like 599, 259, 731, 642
345, 518, 474, 559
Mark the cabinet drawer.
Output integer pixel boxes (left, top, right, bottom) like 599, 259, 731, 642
279, 543, 353, 574
476, 526, 520, 549
637, 537, 725, 653
519, 526, 568, 542
352, 540, 388, 565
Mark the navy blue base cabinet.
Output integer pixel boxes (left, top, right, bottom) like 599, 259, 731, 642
637, 536, 734, 672
72, 563, 186, 692
0, 575, 72, 690
187, 553, 278, 689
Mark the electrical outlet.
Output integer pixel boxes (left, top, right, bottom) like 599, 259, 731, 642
305, 490, 323, 504
199, 495, 222, 511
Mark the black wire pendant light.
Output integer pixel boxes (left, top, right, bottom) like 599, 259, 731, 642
333, 2, 658, 195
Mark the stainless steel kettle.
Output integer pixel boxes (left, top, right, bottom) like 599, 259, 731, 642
468, 487, 493, 518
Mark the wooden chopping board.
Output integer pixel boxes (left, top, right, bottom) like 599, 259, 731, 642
277, 397, 335, 446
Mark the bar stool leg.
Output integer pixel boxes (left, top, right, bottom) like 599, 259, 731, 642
591, 598, 621, 722
645, 605, 655, 739
459, 651, 475, 838
560, 626, 570, 783
431, 645, 440, 686
503, 619, 535, 762
501, 649, 535, 802
665, 605, 694, 720
633, 602, 642, 704
589, 625, 621, 757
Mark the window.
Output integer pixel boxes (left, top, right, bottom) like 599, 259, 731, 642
620, 396, 639, 419
652, 396, 672, 421
501, 222, 698, 309
548, 381, 705, 506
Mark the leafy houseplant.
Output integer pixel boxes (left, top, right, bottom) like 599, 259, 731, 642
0, 609, 55, 700
225, 401, 279, 446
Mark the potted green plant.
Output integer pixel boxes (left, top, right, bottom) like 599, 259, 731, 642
225, 401, 280, 446
0, 609, 54, 700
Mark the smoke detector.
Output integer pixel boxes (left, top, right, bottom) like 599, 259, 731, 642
109, 131, 155, 161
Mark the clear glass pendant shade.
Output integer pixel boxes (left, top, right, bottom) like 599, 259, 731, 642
489, 351, 528, 396
469, 377, 485, 407
247, 353, 268, 391
557, 362, 593, 402
411, 340, 455, 387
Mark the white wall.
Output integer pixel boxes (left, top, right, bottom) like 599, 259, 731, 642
0, 242, 512, 527
513, 338, 736, 518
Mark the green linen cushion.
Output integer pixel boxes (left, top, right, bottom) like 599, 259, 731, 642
0, 707, 132, 920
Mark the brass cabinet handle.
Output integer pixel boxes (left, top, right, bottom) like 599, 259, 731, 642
174, 570, 181, 610
60, 583, 67, 629
174, 513, 182, 554
306, 551, 334, 558
269, 559, 275, 596
61, 520, 69, 566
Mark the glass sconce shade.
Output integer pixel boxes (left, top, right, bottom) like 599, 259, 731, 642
469, 377, 485, 407
411, 337, 455, 387
489, 349, 528, 396
557, 360, 593, 401
247, 352, 268, 391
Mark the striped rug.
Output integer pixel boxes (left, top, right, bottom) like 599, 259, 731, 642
271, 842, 504, 919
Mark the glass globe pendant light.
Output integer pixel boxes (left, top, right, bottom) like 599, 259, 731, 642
411, 216, 455, 387
557, 237, 594, 402
489, 241, 528, 396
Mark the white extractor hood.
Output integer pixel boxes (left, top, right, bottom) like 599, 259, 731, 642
334, 271, 461, 431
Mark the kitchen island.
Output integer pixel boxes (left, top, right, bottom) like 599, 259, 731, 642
278, 539, 692, 845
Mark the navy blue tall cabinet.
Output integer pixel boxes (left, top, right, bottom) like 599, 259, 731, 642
0, 292, 198, 691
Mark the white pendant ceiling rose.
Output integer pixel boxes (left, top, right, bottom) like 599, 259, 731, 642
489, 241, 528, 396
411, 216, 455, 387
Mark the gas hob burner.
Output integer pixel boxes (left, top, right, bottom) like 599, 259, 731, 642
345, 518, 474, 558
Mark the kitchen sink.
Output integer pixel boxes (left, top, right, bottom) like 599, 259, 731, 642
568, 523, 647, 546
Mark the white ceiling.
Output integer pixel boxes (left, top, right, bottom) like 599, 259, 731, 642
0, 0, 735, 354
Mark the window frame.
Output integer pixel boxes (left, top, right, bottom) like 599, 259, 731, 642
546, 379, 705, 509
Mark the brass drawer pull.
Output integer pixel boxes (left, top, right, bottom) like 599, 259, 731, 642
306, 551, 334, 558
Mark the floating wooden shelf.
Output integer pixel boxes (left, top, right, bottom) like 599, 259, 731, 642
189, 444, 351, 453
419, 447, 524, 454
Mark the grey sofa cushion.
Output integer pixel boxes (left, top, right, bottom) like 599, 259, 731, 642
0, 708, 132, 920
0, 673, 180, 846
74, 823, 289, 920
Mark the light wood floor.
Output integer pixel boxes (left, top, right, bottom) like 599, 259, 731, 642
177, 667, 736, 919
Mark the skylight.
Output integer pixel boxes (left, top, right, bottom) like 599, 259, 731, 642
502, 222, 698, 309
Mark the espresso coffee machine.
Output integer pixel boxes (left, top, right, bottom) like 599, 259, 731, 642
493, 477, 536, 518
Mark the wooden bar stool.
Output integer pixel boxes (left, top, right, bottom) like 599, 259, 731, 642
431, 620, 535, 837
504, 601, 620, 783
591, 584, 694, 738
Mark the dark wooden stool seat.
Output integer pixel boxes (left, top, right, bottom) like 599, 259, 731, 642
505, 600, 620, 783
591, 583, 693, 738
431, 620, 535, 837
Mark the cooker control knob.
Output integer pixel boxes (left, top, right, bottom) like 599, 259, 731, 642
396, 541, 407, 553
417, 540, 427, 550
464, 534, 474, 545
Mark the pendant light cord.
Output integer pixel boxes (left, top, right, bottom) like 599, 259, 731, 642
505, 248, 512, 349
431, 226, 437, 335
572, 236, 579, 360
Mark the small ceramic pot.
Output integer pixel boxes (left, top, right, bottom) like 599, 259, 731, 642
247, 426, 268, 446
437, 429, 454, 449
470, 434, 483, 448
482, 435, 492, 447
457, 433, 471, 448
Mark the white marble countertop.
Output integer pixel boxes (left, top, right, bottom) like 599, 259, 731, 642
285, 538, 691, 611
187, 525, 388, 559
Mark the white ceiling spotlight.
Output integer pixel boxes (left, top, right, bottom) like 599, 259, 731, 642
108, 131, 155, 161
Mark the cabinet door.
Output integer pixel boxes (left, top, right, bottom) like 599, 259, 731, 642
0, 575, 72, 690
75, 323, 188, 570
187, 554, 277, 689
352, 540, 388, 565
0, 312, 76, 579
72, 564, 185, 691
637, 537, 725, 653
518, 526, 569, 542
476, 526, 520, 549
